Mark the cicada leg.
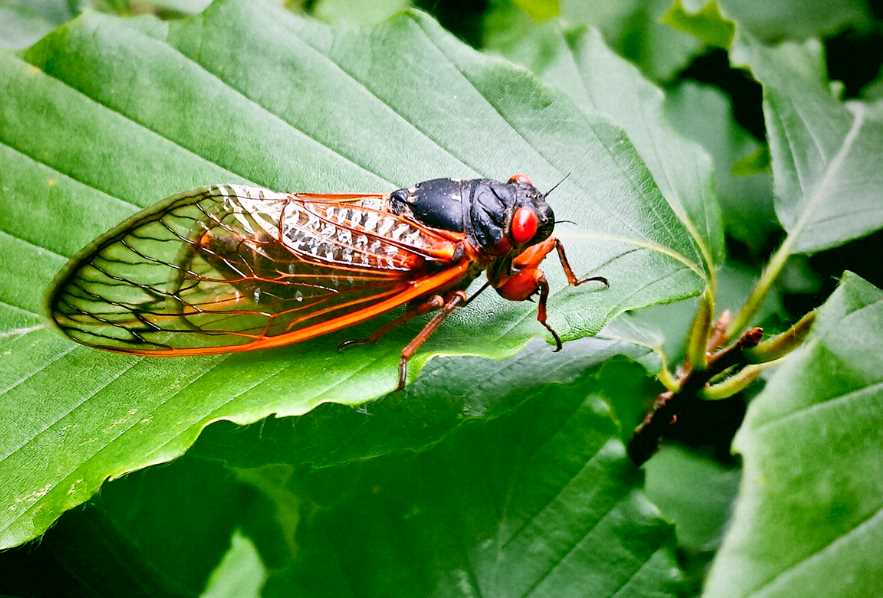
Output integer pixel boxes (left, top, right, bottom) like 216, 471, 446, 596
551, 239, 609, 288
398, 290, 467, 390
337, 294, 445, 352
495, 237, 608, 350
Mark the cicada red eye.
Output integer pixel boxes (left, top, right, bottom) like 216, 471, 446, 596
511, 207, 539, 244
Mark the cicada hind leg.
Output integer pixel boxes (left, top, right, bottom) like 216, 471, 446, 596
337, 295, 445, 352
338, 291, 468, 391
494, 238, 608, 351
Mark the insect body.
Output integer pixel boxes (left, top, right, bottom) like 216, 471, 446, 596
48, 174, 607, 388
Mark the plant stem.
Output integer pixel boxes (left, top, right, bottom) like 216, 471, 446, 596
727, 232, 794, 337
686, 288, 714, 371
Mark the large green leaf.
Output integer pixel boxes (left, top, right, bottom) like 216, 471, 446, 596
0, 0, 704, 547
0, 340, 683, 596
705, 272, 883, 597
491, 23, 724, 271
645, 444, 740, 593
732, 35, 883, 253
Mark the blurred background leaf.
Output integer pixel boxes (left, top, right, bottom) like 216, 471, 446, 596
485, 0, 704, 82
664, 81, 778, 252
665, 0, 872, 46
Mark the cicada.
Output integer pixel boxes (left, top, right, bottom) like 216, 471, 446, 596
48, 174, 607, 388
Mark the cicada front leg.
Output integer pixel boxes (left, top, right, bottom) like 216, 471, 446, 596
493, 238, 608, 351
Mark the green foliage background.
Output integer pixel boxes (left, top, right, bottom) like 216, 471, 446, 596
0, 0, 881, 596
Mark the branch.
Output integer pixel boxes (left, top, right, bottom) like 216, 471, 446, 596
627, 326, 763, 466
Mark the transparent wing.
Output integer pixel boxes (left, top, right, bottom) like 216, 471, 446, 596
48, 185, 467, 354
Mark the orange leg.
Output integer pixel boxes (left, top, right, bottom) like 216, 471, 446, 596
553, 239, 609, 288
338, 294, 445, 352
513, 238, 609, 288
398, 291, 467, 390
534, 273, 563, 351
497, 237, 608, 350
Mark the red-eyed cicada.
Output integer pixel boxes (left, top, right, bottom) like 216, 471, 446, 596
48, 174, 607, 388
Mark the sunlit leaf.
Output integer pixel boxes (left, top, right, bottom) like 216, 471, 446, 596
202, 531, 266, 598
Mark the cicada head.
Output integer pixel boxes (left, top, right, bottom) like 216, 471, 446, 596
469, 174, 555, 256
507, 173, 555, 247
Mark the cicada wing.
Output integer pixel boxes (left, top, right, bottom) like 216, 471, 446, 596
48, 185, 468, 354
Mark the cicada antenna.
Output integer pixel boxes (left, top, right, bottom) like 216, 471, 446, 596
544, 172, 571, 200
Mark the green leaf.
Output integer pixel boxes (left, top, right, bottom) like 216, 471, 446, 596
0, 339, 682, 596
191, 336, 658, 469
723, 0, 870, 41
0, 456, 257, 596
485, 0, 704, 82
859, 67, 883, 123
726, 34, 883, 333
664, 81, 778, 251
561, 0, 704, 82
644, 444, 740, 592
0, 0, 706, 548
706, 272, 883, 597
664, 0, 871, 46
645, 445, 739, 551
630, 259, 785, 364
261, 395, 682, 596
0, 0, 214, 50
491, 23, 724, 271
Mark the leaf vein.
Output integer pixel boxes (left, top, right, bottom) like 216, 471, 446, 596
0, 139, 138, 211
0, 353, 139, 464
